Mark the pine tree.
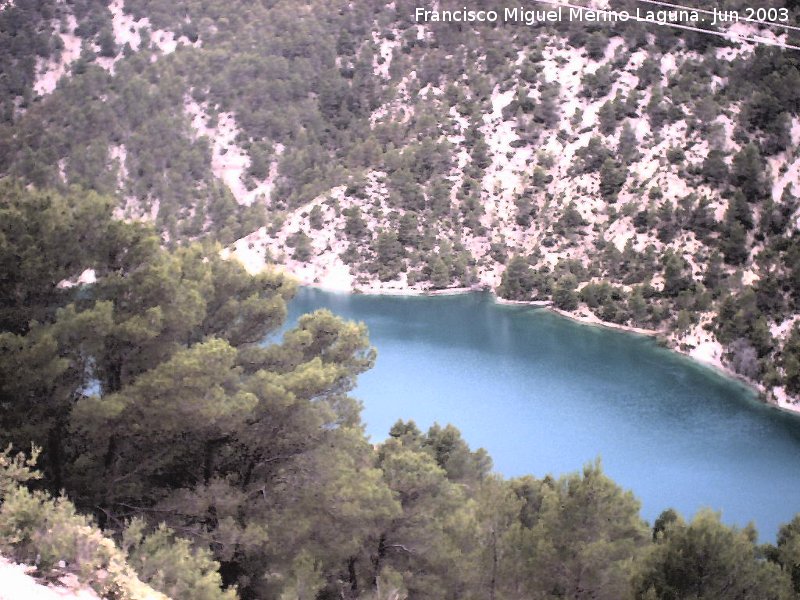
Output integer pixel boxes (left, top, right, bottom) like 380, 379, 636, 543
599, 158, 626, 202
598, 100, 618, 135
731, 143, 767, 202
618, 121, 640, 165
553, 274, 579, 310
497, 256, 535, 301
430, 256, 451, 289
784, 326, 800, 395
635, 510, 792, 599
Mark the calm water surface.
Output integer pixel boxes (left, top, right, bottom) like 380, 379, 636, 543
283, 287, 800, 539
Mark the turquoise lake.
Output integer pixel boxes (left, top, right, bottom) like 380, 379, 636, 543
284, 287, 800, 539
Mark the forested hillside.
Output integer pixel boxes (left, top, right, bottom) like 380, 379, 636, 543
1, 0, 799, 407
2, 183, 800, 599
2, 0, 800, 597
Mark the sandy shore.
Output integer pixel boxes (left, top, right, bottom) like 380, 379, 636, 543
495, 297, 554, 307
548, 306, 663, 338
352, 285, 479, 297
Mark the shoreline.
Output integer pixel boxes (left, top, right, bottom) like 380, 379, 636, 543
353, 285, 478, 297
301, 280, 800, 418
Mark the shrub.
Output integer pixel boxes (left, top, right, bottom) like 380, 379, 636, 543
0, 447, 175, 599
585, 32, 609, 60
599, 159, 627, 202
287, 231, 313, 262
581, 65, 613, 99
553, 275, 579, 310
666, 147, 685, 164
729, 338, 761, 379
309, 205, 324, 230
497, 256, 535, 301
783, 326, 800, 395
702, 150, 729, 186
598, 101, 618, 135
123, 520, 237, 600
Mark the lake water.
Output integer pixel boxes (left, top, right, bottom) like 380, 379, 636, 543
283, 287, 800, 540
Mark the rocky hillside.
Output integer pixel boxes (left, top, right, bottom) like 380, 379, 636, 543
1, 0, 800, 408
0, 555, 146, 600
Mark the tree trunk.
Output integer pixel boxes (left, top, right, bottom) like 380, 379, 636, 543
348, 556, 359, 598
47, 417, 64, 493
489, 529, 498, 600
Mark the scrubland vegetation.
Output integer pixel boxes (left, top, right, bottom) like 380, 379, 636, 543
2, 0, 800, 597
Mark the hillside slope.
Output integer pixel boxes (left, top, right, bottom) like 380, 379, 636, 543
1, 0, 800, 409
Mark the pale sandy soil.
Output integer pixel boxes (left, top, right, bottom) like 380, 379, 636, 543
114, 195, 159, 223
767, 121, 800, 204
726, 21, 789, 51
372, 30, 400, 79
108, 0, 145, 51
109, 144, 128, 191
34, 15, 81, 96
473, 85, 535, 286
771, 316, 800, 339
495, 298, 552, 307
57, 268, 97, 289
550, 304, 661, 337
771, 386, 800, 414
0, 557, 100, 600
0, 556, 169, 600
223, 173, 436, 295
370, 73, 415, 127
676, 324, 800, 414
35, 0, 201, 90
95, 0, 144, 72
688, 338, 725, 368
481, 87, 533, 211
185, 99, 281, 206
58, 158, 68, 183
98, 0, 200, 74
741, 267, 760, 286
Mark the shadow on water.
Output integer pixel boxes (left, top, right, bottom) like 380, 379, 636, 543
281, 287, 800, 540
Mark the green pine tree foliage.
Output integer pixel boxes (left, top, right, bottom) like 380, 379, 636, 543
0, 185, 387, 598
497, 255, 535, 301
3, 183, 800, 599
635, 510, 793, 599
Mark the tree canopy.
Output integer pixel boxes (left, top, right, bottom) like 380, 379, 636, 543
2, 184, 799, 600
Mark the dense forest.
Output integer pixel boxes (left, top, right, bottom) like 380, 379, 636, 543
2, 0, 800, 597
2, 183, 800, 599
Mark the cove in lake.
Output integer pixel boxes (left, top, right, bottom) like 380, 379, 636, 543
282, 287, 800, 539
